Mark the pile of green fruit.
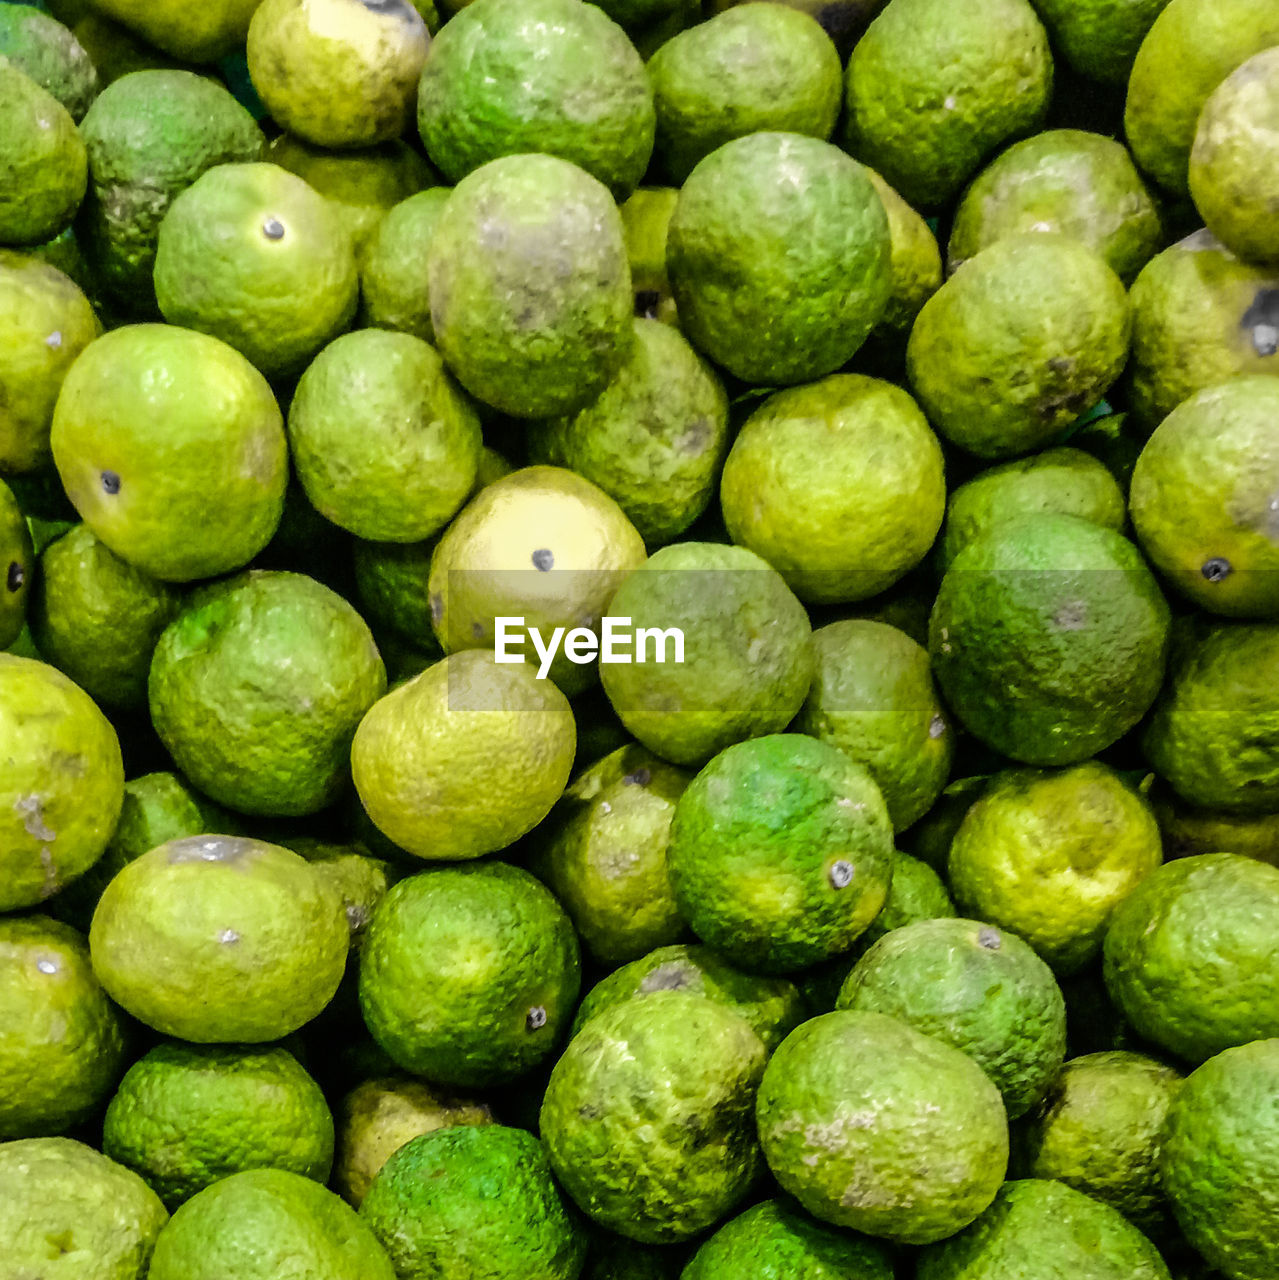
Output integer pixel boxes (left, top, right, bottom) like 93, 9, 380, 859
3, 0, 1279, 1275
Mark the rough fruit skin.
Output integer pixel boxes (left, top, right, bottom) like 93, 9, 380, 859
360, 1126, 587, 1280
756, 1011, 1008, 1244
668, 735, 894, 974
839, 918, 1067, 1119
907, 234, 1131, 459
427, 154, 633, 418
360, 188, 450, 342
0, 477, 34, 648
843, 0, 1052, 208
668, 132, 890, 385
0, 5, 99, 120
540, 992, 767, 1244
0, 1138, 168, 1280
915, 1179, 1171, 1280
928, 514, 1170, 766
0, 654, 125, 913
416, 0, 654, 199
865, 168, 943, 340
78, 0, 261, 61
948, 762, 1163, 974
358, 863, 581, 1088
1103, 854, 1279, 1063
89, 835, 350, 1043
1159, 1038, 1279, 1280
1028, 0, 1170, 84
0, 915, 126, 1140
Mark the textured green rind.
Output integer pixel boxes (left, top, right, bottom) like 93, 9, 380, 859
864, 169, 942, 338
0, 654, 124, 912
0, 1138, 168, 1280
149, 571, 386, 817
0, 5, 98, 119
668, 132, 890, 385
1029, 0, 1169, 84
528, 319, 729, 547
89, 836, 350, 1043
948, 761, 1162, 974
360, 1125, 587, 1280
839, 918, 1067, 1118
361, 188, 451, 341
940, 448, 1126, 571
78, 71, 264, 308
1159, 1038, 1279, 1280
600, 542, 813, 768
928, 514, 1170, 766
417, 0, 653, 199
1143, 621, 1279, 812
681, 1199, 892, 1280
668, 735, 893, 973
50, 324, 288, 582
352, 538, 438, 644
359, 863, 581, 1087
148, 1169, 394, 1280
78, 0, 261, 62
915, 1179, 1170, 1280
843, 0, 1052, 208
1125, 231, 1279, 431
648, 5, 841, 184
948, 129, 1163, 284
0, 916, 125, 1139
103, 1044, 334, 1207
907, 234, 1130, 459
31, 523, 180, 709
427, 154, 633, 418
540, 992, 767, 1244
0, 478, 34, 648
756, 1011, 1008, 1244
1124, 0, 1279, 196
1103, 854, 1279, 1062
1130, 377, 1279, 617
1018, 1050, 1182, 1230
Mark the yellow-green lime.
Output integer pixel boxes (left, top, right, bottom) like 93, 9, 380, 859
77, 0, 260, 61
1029, 0, 1169, 84
0, 478, 34, 649
0, 4, 98, 120
1150, 781, 1279, 867
360, 188, 450, 341
864, 168, 943, 342
620, 186, 679, 325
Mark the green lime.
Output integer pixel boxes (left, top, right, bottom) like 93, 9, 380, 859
1125, 0, 1279, 195
541, 991, 767, 1243
720, 375, 945, 604
149, 570, 386, 817
668, 734, 893, 973
89, 834, 350, 1042
288, 838, 394, 948
360, 1125, 587, 1280
0, 915, 125, 1139
527, 318, 729, 547
756, 1010, 1008, 1243
50, 323, 288, 582
1018, 1050, 1182, 1230
1150, 781, 1279, 867
915, 1179, 1171, 1280
359, 863, 580, 1086
600, 541, 813, 768
154, 161, 358, 378
67, 10, 183, 84
842, 0, 1052, 208
148, 1168, 394, 1280
528, 743, 689, 966
1159, 1037, 1279, 1280
939, 448, 1126, 571
334, 1076, 492, 1207
0, 653, 123, 912
864, 168, 943, 341
571, 943, 804, 1052
352, 537, 440, 646
949, 762, 1163, 973
79, 0, 261, 61
0, 1138, 167, 1280
428, 154, 633, 417
619, 186, 679, 325
948, 130, 1163, 284
0, 5, 97, 120
360, 188, 450, 341
103, 1043, 334, 1207
907, 234, 1130, 458
248, 0, 428, 149
0, 478, 34, 649
0, 59, 86, 247
682, 1199, 892, 1280
839, 918, 1067, 1118
668, 132, 890, 385
648, 4, 841, 184
78, 70, 264, 308
30, 522, 180, 709
928, 515, 1171, 765
1103, 853, 1279, 1062
416, 0, 654, 198
1030, 0, 1169, 83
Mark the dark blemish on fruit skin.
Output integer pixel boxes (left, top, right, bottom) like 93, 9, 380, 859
262, 217, 285, 241
829, 860, 854, 889
6, 562, 23, 592
470, 621, 485, 639
101, 470, 120, 495
978, 926, 1002, 950
622, 767, 651, 786
532, 548, 554, 571
526, 1005, 548, 1031
640, 963, 690, 993
1201, 557, 1232, 583
1242, 289, 1279, 357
